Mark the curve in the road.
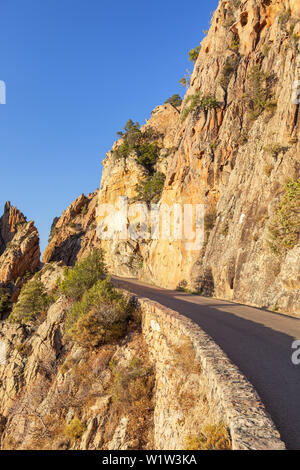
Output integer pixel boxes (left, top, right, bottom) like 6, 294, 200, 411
112, 276, 300, 450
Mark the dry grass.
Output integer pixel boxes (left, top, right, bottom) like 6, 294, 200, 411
108, 337, 155, 449
186, 423, 231, 450
64, 417, 86, 441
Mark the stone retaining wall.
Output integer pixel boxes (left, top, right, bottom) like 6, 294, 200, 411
136, 296, 285, 450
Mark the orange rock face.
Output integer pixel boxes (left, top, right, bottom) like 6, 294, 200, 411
41, 0, 299, 316
95, 0, 300, 315
0, 202, 26, 255
42, 191, 101, 266
0, 203, 40, 286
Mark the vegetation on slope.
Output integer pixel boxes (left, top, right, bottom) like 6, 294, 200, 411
0, 288, 10, 317
59, 249, 107, 300
268, 178, 300, 255
244, 65, 277, 121
164, 94, 182, 108
114, 120, 160, 171
9, 279, 54, 324
186, 423, 231, 450
181, 92, 219, 121
58, 249, 137, 348
134, 172, 166, 206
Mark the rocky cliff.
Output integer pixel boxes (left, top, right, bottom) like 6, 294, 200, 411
0, 0, 298, 451
0, 297, 154, 450
40, 1, 300, 316
97, 104, 179, 277
43, 191, 101, 266
93, 0, 299, 315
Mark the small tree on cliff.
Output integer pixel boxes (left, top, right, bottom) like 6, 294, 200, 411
59, 249, 107, 301
65, 278, 129, 348
188, 46, 201, 63
165, 94, 182, 108
116, 119, 142, 147
9, 279, 53, 324
134, 172, 166, 206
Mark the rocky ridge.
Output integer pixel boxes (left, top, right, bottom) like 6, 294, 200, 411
43, 191, 101, 266
0, 203, 40, 299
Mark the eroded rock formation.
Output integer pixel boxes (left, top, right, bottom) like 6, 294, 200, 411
0, 203, 40, 286
43, 191, 101, 266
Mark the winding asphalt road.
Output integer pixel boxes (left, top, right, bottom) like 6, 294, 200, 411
112, 276, 300, 450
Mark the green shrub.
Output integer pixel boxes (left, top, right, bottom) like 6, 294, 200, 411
288, 33, 300, 49
65, 278, 130, 348
179, 69, 191, 89
209, 139, 219, 151
263, 143, 285, 158
230, 35, 240, 51
59, 249, 107, 301
165, 94, 182, 108
219, 56, 239, 89
204, 208, 217, 232
114, 119, 161, 170
113, 141, 131, 160
181, 93, 219, 121
278, 9, 291, 31
244, 66, 277, 121
235, 131, 248, 146
179, 77, 190, 88
200, 95, 219, 111
9, 280, 54, 324
114, 120, 142, 159
220, 221, 229, 236
48, 226, 59, 243
188, 46, 201, 63
137, 143, 160, 168
262, 43, 271, 57
80, 204, 88, 216
64, 418, 86, 441
0, 288, 10, 316
268, 178, 300, 255
181, 107, 191, 122
117, 119, 141, 142
134, 172, 166, 205
109, 356, 154, 444
142, 126, 160, 141
186, 92, 202, 110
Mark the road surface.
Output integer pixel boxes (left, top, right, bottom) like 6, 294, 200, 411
113, 276, 300, 450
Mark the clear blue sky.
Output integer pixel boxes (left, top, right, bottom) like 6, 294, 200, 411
0, 0, 219, 253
